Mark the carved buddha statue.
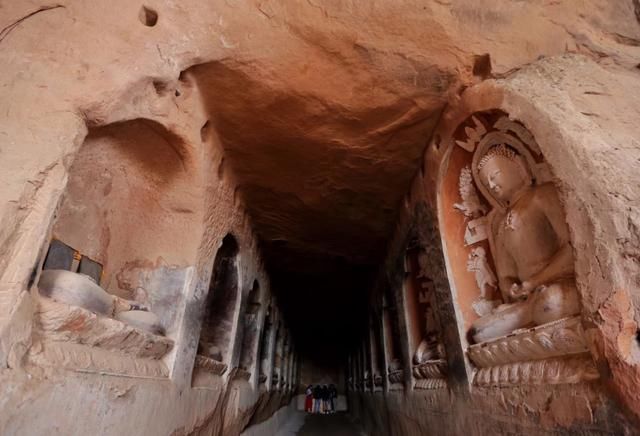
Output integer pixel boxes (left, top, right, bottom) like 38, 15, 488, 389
470, 144, 580, 343
413, 333, 444, 365
38, 269, 165, 335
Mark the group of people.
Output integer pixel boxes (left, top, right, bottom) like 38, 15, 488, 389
304, 384, 338, 414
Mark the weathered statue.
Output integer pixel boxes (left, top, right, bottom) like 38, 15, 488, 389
470, 144, 580, 343
413, 333, 444, 364
389, 358, 403, 371
38, 269, 165, 335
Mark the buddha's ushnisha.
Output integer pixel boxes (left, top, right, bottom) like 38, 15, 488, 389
470, 144, 580, 343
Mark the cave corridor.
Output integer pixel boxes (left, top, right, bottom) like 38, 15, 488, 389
1, 1, 640, 435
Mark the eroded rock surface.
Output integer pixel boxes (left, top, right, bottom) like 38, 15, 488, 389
0, 1, 639, 435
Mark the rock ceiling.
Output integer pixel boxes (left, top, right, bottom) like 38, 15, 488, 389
0, 0, 637, 363
183, 0, 640, 358
190, 57, 449, 358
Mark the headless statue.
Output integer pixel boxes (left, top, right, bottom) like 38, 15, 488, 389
38, 269, 164, 335
470, 144, 580, 343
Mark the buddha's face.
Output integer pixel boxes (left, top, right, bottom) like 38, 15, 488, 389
479, 156, 527, 203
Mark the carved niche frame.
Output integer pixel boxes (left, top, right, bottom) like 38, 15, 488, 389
437, 109, 598, 389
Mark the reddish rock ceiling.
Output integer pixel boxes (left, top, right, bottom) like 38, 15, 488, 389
190, 55, 451, 357
192, 60, 448, 277
183, 0, 640, 358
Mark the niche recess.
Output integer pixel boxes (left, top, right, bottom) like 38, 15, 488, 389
257, 303, 273, 386
32, 119, 201, 378
49, 119, 200, 331
238, 280, 262, 382
382, 288, 404, 389
363, 332, 373, 391
370, 315, 385, 390
403, 244, 427, 360
439, 110, 597, 388
271, 323, 284, 389
403, 241, 447, 389
193, 234, 241, 385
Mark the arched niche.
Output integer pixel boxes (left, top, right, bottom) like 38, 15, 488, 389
362, 331, 373, 391
402, 239, 447, 389
257, 303, 273, 386
197, 234, 240, 366
352, 342, 361, 391
280, 333, 291, 390
440, 111, 551, 339
46, 118, 201, 335
382, 288, 404, 389
438, 110, 597, 388
369, 314, 385, 390
403, 242, 429, 359
238, 279, 262, 380
271, 322, 284, 390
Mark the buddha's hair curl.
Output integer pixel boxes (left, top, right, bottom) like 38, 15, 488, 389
477, 144, 521, 172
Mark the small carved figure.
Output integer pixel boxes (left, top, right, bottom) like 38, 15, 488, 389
466, 247, 497, 299
199, 343, 223, 361
464, 216, 489, 245
413, 333, 444, 364
454, 166, 488, 219
469, 144, 580, 343
416, 251, 429, 279
389, 358, 402, 371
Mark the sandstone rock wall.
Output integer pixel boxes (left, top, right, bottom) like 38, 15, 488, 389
0, 1, 639, 435
348, 55, 640, 435
0, 2, 301, 432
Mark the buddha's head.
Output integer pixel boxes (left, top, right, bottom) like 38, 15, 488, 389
477, 144, 530, 204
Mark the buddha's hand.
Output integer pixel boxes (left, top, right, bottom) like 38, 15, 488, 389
509, 282, 532, 300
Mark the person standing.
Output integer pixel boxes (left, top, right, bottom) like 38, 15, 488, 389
321, 385, 329, 414
329, 384, 337, 413
312, 384, 321, 414
305, 385, 313, 413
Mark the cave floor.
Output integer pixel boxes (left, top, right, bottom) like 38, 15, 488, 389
295, 412, 364, 436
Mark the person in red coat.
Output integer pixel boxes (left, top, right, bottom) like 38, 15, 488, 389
304, 385, 313, 413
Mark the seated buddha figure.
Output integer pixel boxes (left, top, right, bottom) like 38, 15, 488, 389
470, 144, 580, 343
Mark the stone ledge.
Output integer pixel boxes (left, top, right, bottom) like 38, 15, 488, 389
473, 353, 599, 387
468, 316, 588, 368
414, 378, 447, 390
231, 367, 252, 381
373, 374, 383, 386
27, 340, 169, 379
194, 354, 228, 376
412, 359, 446, 379
388, 369, 404, 384
35, 296, 173, 359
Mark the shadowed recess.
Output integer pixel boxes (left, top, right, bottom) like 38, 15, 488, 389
187, 59, 447, 360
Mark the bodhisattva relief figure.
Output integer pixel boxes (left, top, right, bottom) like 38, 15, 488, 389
470, 144, 580, 343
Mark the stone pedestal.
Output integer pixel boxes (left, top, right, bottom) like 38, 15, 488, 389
412, 359, 447, 389
468, 317, 599, 387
